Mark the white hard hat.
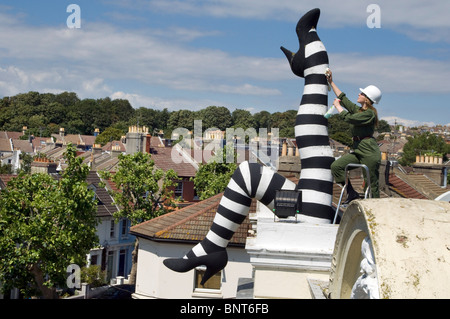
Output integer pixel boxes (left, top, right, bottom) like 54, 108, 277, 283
359, 85, 382, 104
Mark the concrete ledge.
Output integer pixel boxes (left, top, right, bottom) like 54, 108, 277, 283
245, 215, 338, 299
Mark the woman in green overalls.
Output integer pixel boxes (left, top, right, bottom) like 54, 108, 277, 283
326, 69, 382, 203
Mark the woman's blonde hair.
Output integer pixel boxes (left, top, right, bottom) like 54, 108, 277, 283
361, 97, 379, 127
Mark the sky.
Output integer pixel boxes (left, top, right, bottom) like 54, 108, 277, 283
0, 0, 449, 127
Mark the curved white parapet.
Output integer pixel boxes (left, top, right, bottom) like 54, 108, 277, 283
328, 198, 450, 299
435, 191, 450, 202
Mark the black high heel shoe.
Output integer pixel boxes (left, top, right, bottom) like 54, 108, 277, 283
343, 190, 360, 205
163, 250, 228, 285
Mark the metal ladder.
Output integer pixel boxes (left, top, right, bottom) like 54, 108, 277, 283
333, 163, 371, 224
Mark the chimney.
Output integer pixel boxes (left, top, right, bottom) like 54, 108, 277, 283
287, 146, 294, 156
92, 144, 102, 155
59, 127, 65, 139
111, 145, 122, 158
282, 141, 287, 157
31, 157, 58, 174
145, 134, 152, 153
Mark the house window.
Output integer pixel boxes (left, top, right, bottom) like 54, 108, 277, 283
174, 181, 183, 199
194, 267, 221, 291
110, 220, 115, 238
121, 219, 128, 238
90, 254, 98, 266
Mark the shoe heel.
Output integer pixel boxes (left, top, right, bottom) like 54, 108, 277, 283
200, 250, 228, 285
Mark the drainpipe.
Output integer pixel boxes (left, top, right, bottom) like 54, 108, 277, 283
442, 167, 448, 188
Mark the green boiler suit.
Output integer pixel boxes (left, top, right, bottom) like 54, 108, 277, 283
330, 92, 381, 198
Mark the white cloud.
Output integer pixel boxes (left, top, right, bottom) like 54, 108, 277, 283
381, 116, 435, 128
140, 0, 450, 43
329, 53, 450, 94
143, 0, 450, 27
0, 17, 288, 100
110, 91, 222, 110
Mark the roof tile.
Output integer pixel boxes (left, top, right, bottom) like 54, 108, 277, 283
131, 193, 251, 246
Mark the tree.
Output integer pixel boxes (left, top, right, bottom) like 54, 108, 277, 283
95, 127, 125, 146
98, 152, 178, 284
197, 106, 232, 131
18, 153, 33, 174
192, 146, 237, 200
400, 132, 450, 166
0, 144, 98, 299
270, 110, 297, 138
0, 163, 12, 174
167, 109, 196, 131
331, 131, 353, 147
328, 114, 352, 138
376, 119, 390, 133
253, 110, 272, 130
231, 109, 256, 130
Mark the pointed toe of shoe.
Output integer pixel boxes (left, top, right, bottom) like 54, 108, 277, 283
163, 258, 191, 273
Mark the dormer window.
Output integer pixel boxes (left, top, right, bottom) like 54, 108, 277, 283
88, 184, 97, 201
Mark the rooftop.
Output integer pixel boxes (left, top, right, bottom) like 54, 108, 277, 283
130, 192, 252, 247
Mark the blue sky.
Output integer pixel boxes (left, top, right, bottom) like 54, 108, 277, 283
1, 0, 449, 127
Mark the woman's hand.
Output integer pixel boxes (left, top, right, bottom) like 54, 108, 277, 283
326, 68, 342, 97
333, 98, 344, 113
325, 68, 333, 83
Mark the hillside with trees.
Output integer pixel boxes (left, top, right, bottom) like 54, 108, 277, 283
1, 91, 391, 145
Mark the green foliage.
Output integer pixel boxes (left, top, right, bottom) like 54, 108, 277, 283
81, 265, 107, 288
400, 132, 450, 166
0, 91, 311, 139
253, 110, 272, 129
376, 119, 391, 133
0, 144, 98, 298
95, 127, 126, 146
18, 153, 33, 174
0, 91, 135, 136
270, 110, 297, 138
99, 152, 178, 226
327, 114, 353, 146
330, 131, 353, 147
232, 109, 256, 130
193, 146, 237, 200
197, 106, 233, 131
0, 163, 12, 174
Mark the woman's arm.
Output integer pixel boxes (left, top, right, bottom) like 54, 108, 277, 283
326, 69, 342, 97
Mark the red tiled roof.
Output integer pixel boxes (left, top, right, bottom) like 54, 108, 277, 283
5, 131, 23, 140
12, 139, 33, 153
150, 145, 197, 177
388, 174, 428, 199
0, 138, 12, 152
0, 174, 17, 188
130, 193, 251, 246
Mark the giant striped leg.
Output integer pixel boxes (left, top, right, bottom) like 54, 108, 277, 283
163, 161, 331, 284
164, 8, 335, 283
281, 8, 335, 221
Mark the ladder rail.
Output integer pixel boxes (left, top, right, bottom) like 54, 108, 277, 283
333, 163, 371, 224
